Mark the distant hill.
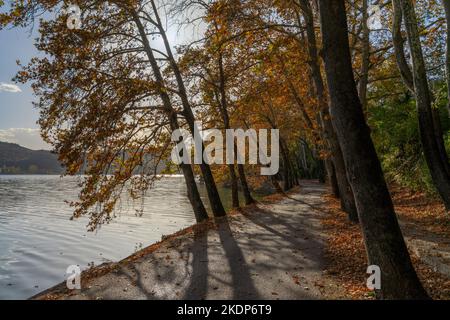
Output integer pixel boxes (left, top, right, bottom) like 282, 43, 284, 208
0, 142, 64, 174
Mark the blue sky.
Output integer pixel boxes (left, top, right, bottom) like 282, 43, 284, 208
0, 23, 179, 151
0, 25, 49, 150
0, 3, 205, 150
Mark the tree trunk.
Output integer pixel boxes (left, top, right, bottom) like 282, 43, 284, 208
228, 164, 240, 208
443, 0, 450, 118
179, 148, 210, 222
432, 106, 450, 177
130, 11, 208, 223
237, 164, 255, 205
392, 0, 415, 93
358, 0, 371, 112
215, 48, 256, 207
216, 50, 240, 209
150, 0, 226, 217
280, 138, 294, 191
331, 138, 359, 222
298, 0, 357, 220
393, 0, 450, 191
291, 149, 300, 185
238, 121, 258, 205
318, 0, 429, 299
400, 0, 450, 210
322, 112, 359, 221
324, 159, 340, 197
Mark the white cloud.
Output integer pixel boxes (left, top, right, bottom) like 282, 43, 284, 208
0, 128, 51, 150
0, 82, 22, 93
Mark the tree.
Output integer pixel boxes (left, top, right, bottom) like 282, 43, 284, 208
394, 0, 450, 210
444, 0, 450, 118
142, 0, 227, 217
178, 1, 257, 206
295, 0, 358, 222
392, 0, 415, 93
2, 0, 213, 225
358, 0, 371, 112
317, 0, 429, 299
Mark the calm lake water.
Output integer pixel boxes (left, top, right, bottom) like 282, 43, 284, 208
0, 175, 238, 300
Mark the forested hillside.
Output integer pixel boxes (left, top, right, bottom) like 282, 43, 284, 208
0, 142, 63, 174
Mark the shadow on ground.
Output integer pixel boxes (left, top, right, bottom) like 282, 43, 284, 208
36, 181, 346, 300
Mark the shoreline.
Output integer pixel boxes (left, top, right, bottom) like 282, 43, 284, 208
30, 191, 279, 300
31, 180, 449, 300
32, 181, 349, 300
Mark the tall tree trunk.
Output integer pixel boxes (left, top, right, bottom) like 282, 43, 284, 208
237, 120, 258, 205
393, 0, 450, 183
358, 0, 371, 112
443, 0, 450, 118
324, 159, 340, 197
322, 109, 359, 221
290, 145, 300, 184
237, 164, 255, 205
297, 0, 358, 221
228, 164, 240, 208
131, 11, 208, 223
216, 47, 256, 207
318, 0, 429, 299
280, 138, 294, 191
150, 0, 226, 217
176, 132, 210, 223
316, 159, 326, 183
392, 0, 415, 93
400, 0, 450, 210
331, 137, 359, 222
432, 106, 450, 177
216, 50, 240, 209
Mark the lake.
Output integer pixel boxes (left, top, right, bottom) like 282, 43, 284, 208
0, 175, 240, 300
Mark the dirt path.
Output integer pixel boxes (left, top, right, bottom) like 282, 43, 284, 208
34, 181, 347, 300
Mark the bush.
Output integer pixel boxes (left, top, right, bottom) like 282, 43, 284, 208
369, 83, 449, 195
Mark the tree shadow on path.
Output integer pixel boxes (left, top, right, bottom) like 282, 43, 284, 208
216, 216, 260, 299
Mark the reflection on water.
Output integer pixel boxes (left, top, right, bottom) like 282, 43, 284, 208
0, 175, 238, 300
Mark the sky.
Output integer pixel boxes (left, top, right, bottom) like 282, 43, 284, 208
0, 2, 205, 151
0, 2, 381, 151
0, 25, 48, 150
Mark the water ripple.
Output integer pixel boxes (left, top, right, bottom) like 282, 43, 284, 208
0, 175, 204, 300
